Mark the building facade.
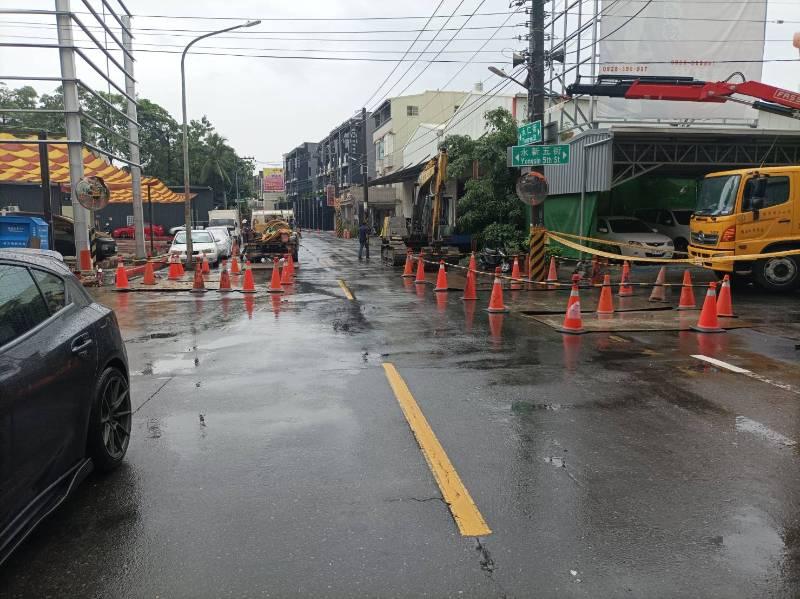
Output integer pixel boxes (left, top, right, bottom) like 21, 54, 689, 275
284, 142, 319, 221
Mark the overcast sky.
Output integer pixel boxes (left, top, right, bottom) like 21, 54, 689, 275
2, 0, 798, 167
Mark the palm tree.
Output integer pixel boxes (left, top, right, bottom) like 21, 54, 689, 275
200, 132, 234, 207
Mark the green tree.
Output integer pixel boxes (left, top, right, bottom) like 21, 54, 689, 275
444, 107, 526, 251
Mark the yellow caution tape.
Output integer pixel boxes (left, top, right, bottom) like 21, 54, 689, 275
551, 230, 688, 255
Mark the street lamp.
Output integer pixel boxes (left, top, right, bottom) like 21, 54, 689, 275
181, 19, 260, 268
487, 66, 529, 91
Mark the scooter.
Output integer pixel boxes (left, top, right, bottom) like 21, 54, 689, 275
478, 247, 511, 273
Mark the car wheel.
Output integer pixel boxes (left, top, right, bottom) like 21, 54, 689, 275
87, 366, 131, 473
674, 238, 688, 254
753, 255, 800, 292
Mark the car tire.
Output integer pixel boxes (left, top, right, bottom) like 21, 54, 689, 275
86, 366, 131, 473
752, 254, 800, 292
674, 237, 688, 254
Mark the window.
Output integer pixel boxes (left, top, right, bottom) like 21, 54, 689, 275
609, 219, 654, 234
743, 176, 790, 210
0, 264, 51, 348
673, 210, 693, 225
174, 231, 213, 244
406, 105, 419, 116
376, 139, 385, 160
31, 269, 66, 314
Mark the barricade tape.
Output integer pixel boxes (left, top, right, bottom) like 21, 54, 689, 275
549, 230, 689, 256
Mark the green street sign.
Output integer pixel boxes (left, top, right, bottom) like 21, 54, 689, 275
508, 144, 570, 167
517, 120, 542, 145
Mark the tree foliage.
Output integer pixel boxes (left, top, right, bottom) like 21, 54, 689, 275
444, 107, 526, 251
0, 83, 256, 206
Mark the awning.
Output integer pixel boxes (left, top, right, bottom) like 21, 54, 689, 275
368, 161, 426, 186
0, 133, 191, 203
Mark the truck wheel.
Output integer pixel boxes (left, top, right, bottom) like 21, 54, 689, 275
752, 255, 800, 292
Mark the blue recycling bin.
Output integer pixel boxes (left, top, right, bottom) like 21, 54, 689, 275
0, 215, 50, 250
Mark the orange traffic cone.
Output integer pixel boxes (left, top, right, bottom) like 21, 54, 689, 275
281, 256, 294, 285
716, 274, 735, 317
414, 254, 426, 284
177, 258, 185, 277
190, 264, 206, 293
268, 258, 284, 293
510, 256, 522, 289
486, 267, 509, 313
168, 255, 182, 280
546, 256, 558, 282
231, 256, 241, 275
434, 260, 448, 292
596, 274, 615, 315
115, 260, 129, 291
401, 252, 414, 278
201, 255, 210, 274
142, 261, 156, 285
462, 266, 478, 301
218, 265, 232, 292
618, 261, 634, 297
287, 253, 296, 277
468, 252, 477, 273
559, 284, 585, 334
241, 260, 256, 294
677, 270, 697, 310
692, 282, 724, 333
649, 266, 667, 302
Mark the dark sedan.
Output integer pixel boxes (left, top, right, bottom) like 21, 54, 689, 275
0, 249, 131, 565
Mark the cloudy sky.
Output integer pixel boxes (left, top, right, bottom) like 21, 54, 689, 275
2, 0, 798, 166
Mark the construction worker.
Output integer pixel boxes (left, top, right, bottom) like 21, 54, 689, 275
358, 221, 370, 260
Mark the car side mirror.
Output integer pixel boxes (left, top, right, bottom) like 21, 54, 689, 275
752, 197, 763, 220
597, 227, 608, 233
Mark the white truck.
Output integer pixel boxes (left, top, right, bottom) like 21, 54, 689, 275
207, 209, 241, 242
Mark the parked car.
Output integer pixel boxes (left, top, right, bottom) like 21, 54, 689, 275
634, 208, 693, 253
0, 249, 130, 565
596, 216, 675, 259
4, 212, 116, 260
206, 226, 232, 259
169, 229, 219, 266
112, 224, 164, 239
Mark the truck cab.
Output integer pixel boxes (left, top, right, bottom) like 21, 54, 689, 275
689, 166, 800, 291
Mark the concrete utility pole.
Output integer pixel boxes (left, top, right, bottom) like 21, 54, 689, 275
529, 0, 545, 227
121, 15, 145, 259
55, 0, 89, 261
361, 107, 369, 225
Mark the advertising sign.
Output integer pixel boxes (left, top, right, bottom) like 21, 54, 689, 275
597, 0, 767, 122
326, 184, 335, 207
262, 167, 284, 192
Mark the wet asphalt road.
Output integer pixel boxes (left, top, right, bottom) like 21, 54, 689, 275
2, 233, 800, 598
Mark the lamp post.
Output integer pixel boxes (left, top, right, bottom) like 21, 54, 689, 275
181, 19, 260, 268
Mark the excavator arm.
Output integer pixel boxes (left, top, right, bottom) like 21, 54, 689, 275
567, 75, 800, 120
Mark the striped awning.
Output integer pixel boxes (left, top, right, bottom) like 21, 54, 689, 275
0, 133, 190, 203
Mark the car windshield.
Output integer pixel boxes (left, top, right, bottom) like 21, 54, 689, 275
210, 219, 236, 227
174, 231, 212, 244
672, 210, 693, 225
696, 175, 740, 216
608, 219, 653, 233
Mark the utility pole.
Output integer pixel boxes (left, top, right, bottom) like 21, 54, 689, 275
121, 14, 145, 259
529, 0, 545, 227
361, 107, 369, 226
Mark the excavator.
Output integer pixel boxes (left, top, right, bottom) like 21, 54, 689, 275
380, 147, 461, 267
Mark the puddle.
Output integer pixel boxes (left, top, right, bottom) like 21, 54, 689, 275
544, 456, 566, 467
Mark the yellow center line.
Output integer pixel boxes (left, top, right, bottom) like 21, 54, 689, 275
382, 363, 491, 537
337, 279, 355, 301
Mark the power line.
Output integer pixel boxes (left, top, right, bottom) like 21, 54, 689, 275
75, 10, 519, 21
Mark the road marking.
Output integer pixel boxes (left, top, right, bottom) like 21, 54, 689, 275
735, 415, 796, 448
691, 354, 800, 396
337, 279, 355, 300
382, 363, 491, 537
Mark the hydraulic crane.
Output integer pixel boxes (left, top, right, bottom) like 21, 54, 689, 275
567, 75, 800, 121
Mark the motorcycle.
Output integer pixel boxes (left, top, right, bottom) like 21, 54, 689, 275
478, 247, 511, 274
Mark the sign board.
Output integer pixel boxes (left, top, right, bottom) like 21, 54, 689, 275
326, 184, 335, 207
508, 144, 570, 167
262, 167, 284, 192
517, 121, 542, 145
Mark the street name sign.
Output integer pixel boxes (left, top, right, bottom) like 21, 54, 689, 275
517, 120, 542, 145
508, 144, 570, 167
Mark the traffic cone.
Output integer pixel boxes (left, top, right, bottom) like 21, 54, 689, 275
177, 259, 185, 277
142, 261, 156, 285
287, 253, 296, 277
462, 267, 478, 301
434, 260, 448, 292
649, 266, 667, 302
168, 255, 181, 280
401, 252, 414, 278
201, 255, 210, 274
692, 282, 724, 333
559, 284, 585, 334
217, 265, 232, 292
618, 261, 634, 297
414, 254, 426, 284
468, 252, 477, 274
716, 274, 735, 317
241, 260, 256, 294
281, 255, 294, 286
114, 260, 129, 291
190, 264, 206, 293
677, 270, 697, 310
486, 267, 509, 313
231, 256, 241, 275
596, 274, 615, 315
268, 258, 284, 293
546, 256, 558, 282
510, 256, 522, 289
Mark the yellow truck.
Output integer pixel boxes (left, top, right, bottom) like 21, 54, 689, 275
689, 166, 800, 291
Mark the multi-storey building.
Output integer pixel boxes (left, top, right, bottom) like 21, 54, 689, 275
283, 142, 318, 225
